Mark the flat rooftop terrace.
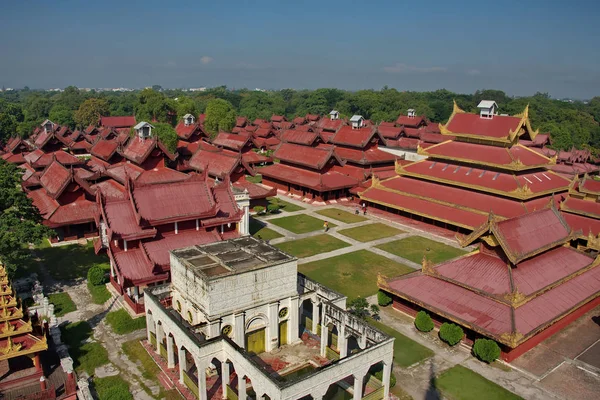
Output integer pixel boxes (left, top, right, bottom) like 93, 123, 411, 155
172, 236, 295, 279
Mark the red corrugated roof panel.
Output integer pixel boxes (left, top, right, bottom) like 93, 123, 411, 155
100, 116, 136, 128
122, 137, 156, 164
495, 208, 571, 260
40, 162, 71, 199
561, 197, 600, 218
280, 129, 319, 145
47, 198, 97, 226
91, 139, 119, 161
561, 211, 600, 236
335, 147, 396, 164
436, 251, 510, 295
260, 163, 358, 191
446, 113, 521, 139
144, 230, 221, 266
331, 126, 376, 148
91, 180, 125, 199
396, 115, 426, 127
318, 118, 344, 132
273, 142, 336, 169
189, 149, 241, 178
212, 132, 250, 151
113, 247, 156, 283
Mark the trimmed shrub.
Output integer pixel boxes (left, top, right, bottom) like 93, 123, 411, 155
439, 323, 464, 346
414, 311, 434, 332
373, 366, 397, 388
377, 290, 392, 306
87, 266, 105, 286
473, 339, 501, 363
267, 204, 280, 213
254, 206, 265, 215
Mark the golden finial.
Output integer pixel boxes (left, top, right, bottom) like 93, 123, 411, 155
504, 288, 527, 307
371, 174, 381, 187
421, 254, 437, 276
377, 273, 389, 288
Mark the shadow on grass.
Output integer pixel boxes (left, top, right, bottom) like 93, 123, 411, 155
425, 360, 441, 400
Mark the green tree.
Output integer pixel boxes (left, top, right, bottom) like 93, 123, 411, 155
24, 96, 52, 123
347, 297, 370, 320
49, 104, 75, 127
135, 89, 172, 122
53, 86, 85, 110
0, 160, 52, 276
174, 97, 198, 120
204, 99, 236, 137
151, 123, 178, 153
0, 113, 18, 143
414, 311, 434, 332
74, 98, 110, 127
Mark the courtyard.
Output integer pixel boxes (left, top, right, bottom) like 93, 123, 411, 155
15, 194, 599, 400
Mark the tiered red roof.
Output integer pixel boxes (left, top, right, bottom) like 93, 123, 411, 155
100, 116, 136, 128
380, 207, 600, 351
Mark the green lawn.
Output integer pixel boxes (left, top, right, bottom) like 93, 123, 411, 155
376, 236, 467, 265
249, 217, 282, 241
47, 292, 77, 317
61, 321, 109, 374
106, 309, 147, 335
275, 235, 350, 258
436, 365, 523, 400
315, 208, 367, 224
338, 223, 404, 242
121, 340, 184, 400
368, 318, 434, 368
299, 250, 414, 298
33, 241, 110, 281
269, 214, 335, 234
94, 376, 133, 400
266, 197, 304, 212
88, 281, 111, 304
245, 174, 262, 183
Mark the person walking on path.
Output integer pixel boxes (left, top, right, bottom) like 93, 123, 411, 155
323, 221, 329, 232
362, 202, 367, 216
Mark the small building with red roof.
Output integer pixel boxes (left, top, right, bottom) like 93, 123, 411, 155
379, 207, 600, 362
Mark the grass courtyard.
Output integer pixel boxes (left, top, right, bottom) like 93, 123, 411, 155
33, 241, 110, 281
376, 236, 467, 265
436, 365, 523, 400
368, 318, 434, 368
269, 214, 335, 234
298, 250, 414, 298
47, 292, 76, 317
94, 375, 133, 400
338, 223, 404, 242
249, 217, 282, 241
61, 321, 109, 374
315, 208, 366, 224
267, 197, 304, 212
106, 309, 147, 335
275, 235, 350, 258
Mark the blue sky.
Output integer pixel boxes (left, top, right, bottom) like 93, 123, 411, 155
0, 0, 599, 98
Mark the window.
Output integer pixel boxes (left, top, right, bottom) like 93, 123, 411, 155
187, 311, 193, 324
279, 308, 289, 319
221, 325, 233, 336
176, 300, 181, 312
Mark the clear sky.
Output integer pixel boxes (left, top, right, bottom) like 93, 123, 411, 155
1, 0, 599, 98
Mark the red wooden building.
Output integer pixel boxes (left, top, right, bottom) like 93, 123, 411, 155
379, 207, 600, 362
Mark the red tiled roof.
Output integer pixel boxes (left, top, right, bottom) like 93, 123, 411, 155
100, 116, 136, 128
90, 139, 119, 161
1, 152, 26, 164
131, 176, 218, 224
28, 189, 59, 218
271, 115, 286, 122
101, 198, 156, 239
400, 159, 570, 197
579, 176, 600, 195
403, 127, 421, 138
91, 180, 125, 199
105, 163, 144, 184
419, 132, 448, 144
274, 142, 339, 169
494, 208, 571, 261
122, 137, 156, 164
335, 147, 396, 165
241, 151, 271, 164
445, 113, 522, 140
136, 167, 190, 185
40, 162, 71, 199
212, 132, 250, 151
189, 149, 244, 178
385, 137, 420, 150
236, 116, 248, 127
396, 115, 426, 127
232, 179, 277, 200
280, 129, 319, 146
34, 130, 53, 149
292, 116, 306, 125
561, 211, 600, 237
561, 197, 600, 219
377, 125, 402, 139
175, 122, 201, 139
254, 127, 273, 138
318, 118, 344, 132
260, 163, 358, 191
331, 126, 379, 148
46, 198, 97, 227
423, 141, 552, 170
112, 247, 160, 285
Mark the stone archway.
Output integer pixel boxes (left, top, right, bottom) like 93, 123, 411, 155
245, 315, 268, 354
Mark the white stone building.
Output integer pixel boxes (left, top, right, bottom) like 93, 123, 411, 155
145, 237, 395, 400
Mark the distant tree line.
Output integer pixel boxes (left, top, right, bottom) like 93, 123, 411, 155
1, 86, 599, 152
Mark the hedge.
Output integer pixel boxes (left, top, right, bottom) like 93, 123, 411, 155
377, 290, 392, 307
267, 204, 280, 213
473, 339, 501, 363
414, 311, 434, 332
254, 206, 265, 215
439, 323, 464, 346
87, 266, 105, 286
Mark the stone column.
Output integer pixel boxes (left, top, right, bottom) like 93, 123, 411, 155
146, 313, 154, 343
155, 322, 163, 354
178, 347, 187, 385
311, 300, 320, 334
33, 353, 42, 372
196, 358, 207, 400
383, 360, 392, 400
289, 296, 299, 343
166, 334, 175, 369
234, 312, 245, 348
312, 386, 328, 400
353, 371, 366, 400
268, 302, 278, 351
338, 323, 347, 358
238, 374, 247, 400
207, 320, 221, 339
320, 324, 328, 358
221, 361, 230, 399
